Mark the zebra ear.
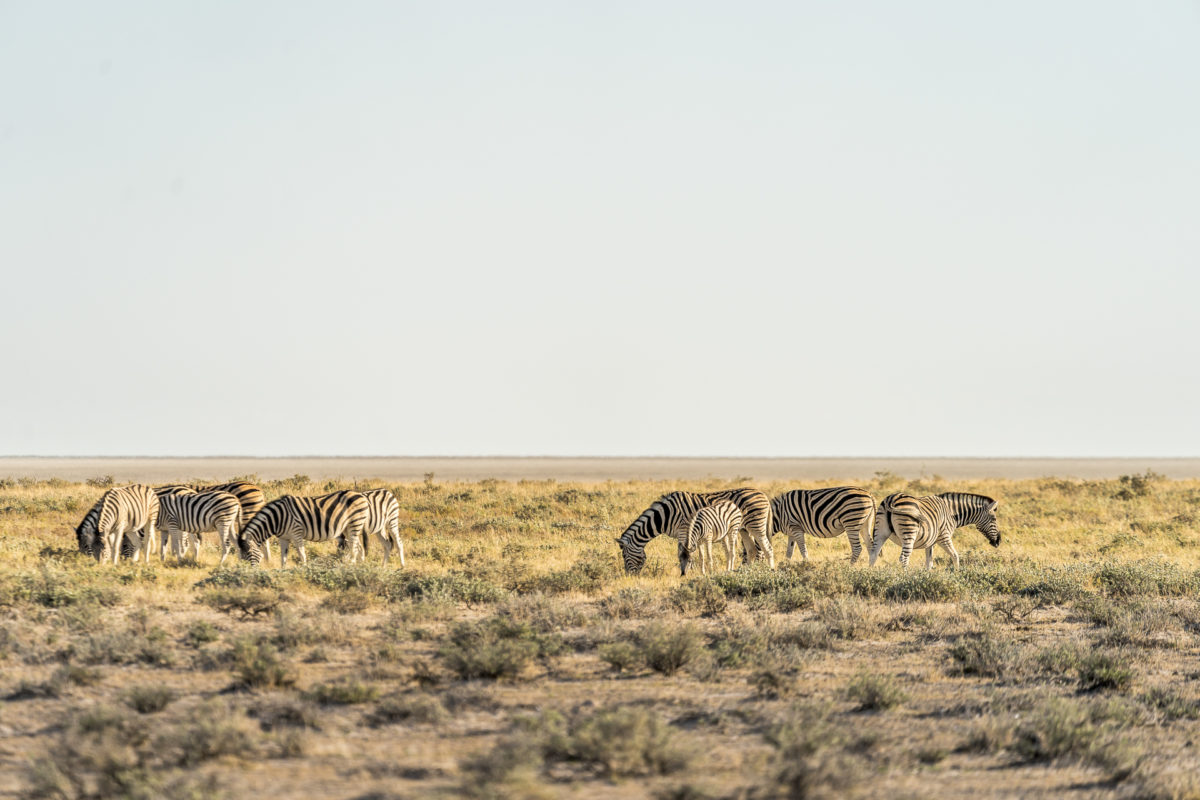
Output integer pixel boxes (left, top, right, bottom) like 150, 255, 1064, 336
989, 501, 999, 512
614, 538, 622, 546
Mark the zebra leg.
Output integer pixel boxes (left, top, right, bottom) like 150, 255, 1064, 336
925, 547, 934, 570
785, 533, 794, 560
279, 538, 289, 569
847, 528, 863, 565
898, 538, 914, 568
796, 531, 809, 562
298, 541, 308, 565
939, 540, 960, 569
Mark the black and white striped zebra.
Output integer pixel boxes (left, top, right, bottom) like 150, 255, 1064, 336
158, 490, 243, 563
154, 481, 268, 560
361, 488, 404, 566
616, 487, 773, 574
868, 491, 1001, 569
678, 501, 742, 576
156, 481, 265, 530
770, 487, 877, 564
237, 490, 369, 567
88, 484, 160, 564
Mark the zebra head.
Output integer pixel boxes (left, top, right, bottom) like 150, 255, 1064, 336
977, 499, 1001, 547
677, 541, 692, 576
75, 510, 99, 556
617, 500, 669, 574
943, 492, 1001, 548
237, 533, 264, 565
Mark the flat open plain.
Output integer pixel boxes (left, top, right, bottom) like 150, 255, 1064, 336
3, 456, 1200, 482
2, 469, 1200, 799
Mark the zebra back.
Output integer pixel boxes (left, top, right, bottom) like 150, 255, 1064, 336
683, 501, 742, 552
238, 491, 369, 564
770, 487, 875, 537
98, 485, 159, 536
202, 481, 265, 528
160, 490, 242, 533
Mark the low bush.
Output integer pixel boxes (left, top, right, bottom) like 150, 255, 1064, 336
845, 671, 908, 711
947, 629, 1018, 679
200, 587, 286, 619
366, 692, 448, 726
668, 579, 727, 617
123, 685, 174, 714
635, 622, 704, 676
1077, 650, 1135, 693
303, 680, 380, 705
884, 570, 963, 603
598, 587, 659, 619
228, 636, 296, 689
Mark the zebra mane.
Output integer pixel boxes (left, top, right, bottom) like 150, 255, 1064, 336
939, 492, 996, 506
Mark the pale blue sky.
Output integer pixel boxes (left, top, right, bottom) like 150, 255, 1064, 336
2, 2, 1197, 457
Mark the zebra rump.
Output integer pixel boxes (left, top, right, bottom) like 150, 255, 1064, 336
769, 487, 876, 564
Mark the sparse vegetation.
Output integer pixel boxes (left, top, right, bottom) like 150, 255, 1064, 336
5, 473, 1200, 798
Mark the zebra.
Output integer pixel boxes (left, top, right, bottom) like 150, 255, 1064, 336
770, 487, 877, 564
616, 487, 773, 574
157, 490, 243, 563
678, 501, 742, 576
237, 490, 369, 568
868, 491, 1001, 569
87, 485, 160, 564
154, 482, 267, 559
156, 480, 265, 528
361, 488, 405, 566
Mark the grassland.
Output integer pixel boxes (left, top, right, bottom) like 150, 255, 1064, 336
2, 471, 1200, 799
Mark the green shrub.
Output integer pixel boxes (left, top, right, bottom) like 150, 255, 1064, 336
228, 636, 296, 689
366, 692, 448, 726
598, 641, 640, 673
200, 587, 285, 618
598, 587, 659, 619
668, 579, 727, 617
195, 567, 280, 590
845, 671, 908, 711
1078, 650, 1134, 693
884, 570, 963, 603
123, 685, 174, 714
528, 558, 619, 595
322, 589, 373, 614
635, 622, 704, 676
1009, 697, 1096, 762
438, 619, 542, 681
303, 680, 380, 705
251, 698, 322, 731
1094, 559, 1198, 598
184, 620, 222, 648
948, 629, 1018, 678
157, 699, 257, 767
565, 707, 691, 777
1141, 687, 1200, 721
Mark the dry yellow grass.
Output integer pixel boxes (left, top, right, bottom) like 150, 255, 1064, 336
1, 471, 1199, 799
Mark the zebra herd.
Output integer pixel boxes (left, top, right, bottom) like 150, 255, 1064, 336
73, 482, 404, 568
617, 486, 1001, 576
72, 480, 998, 576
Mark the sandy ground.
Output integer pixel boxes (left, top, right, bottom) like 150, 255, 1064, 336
2, 456, 1198, 482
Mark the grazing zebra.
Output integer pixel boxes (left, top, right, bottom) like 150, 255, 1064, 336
158, 490, 243, 563
154, 482, 268, 560
361, 488, 405, 566
237, 490, 369, 567
616, 487, 773, 574
678, 501, 743, 576
868, 492, 1001, 569
770, 487, 876, 564
88, 485, 160, 564
156, 481, 265, 528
